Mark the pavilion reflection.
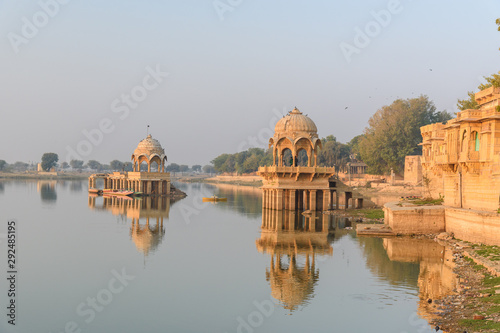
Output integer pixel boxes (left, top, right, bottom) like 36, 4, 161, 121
88, 195, 173, 256
382, 238, 457, 323
256, 209, 337, 312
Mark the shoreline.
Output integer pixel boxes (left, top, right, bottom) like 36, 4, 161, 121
0, 172, 90, 180
421, 234, 500, 332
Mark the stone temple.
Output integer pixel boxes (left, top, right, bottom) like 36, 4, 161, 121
89, 134, 172, 195
258, 108, 348, 211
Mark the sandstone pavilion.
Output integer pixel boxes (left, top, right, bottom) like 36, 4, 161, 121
89, 134, 172, 196
258, 107, 364, 210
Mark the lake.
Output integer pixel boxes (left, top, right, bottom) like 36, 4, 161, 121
0, 180, 455, 333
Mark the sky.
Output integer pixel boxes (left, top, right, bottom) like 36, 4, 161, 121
0, 0, 499, 166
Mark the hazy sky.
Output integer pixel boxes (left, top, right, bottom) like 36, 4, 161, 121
0, 0, 499, 166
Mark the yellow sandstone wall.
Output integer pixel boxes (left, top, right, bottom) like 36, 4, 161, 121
384, 202, 500, 246
445, 207, 500, 246
404, 156, 422, 185
384, 202, 445, 234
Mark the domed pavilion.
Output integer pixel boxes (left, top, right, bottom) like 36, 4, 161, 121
88, 134, 171, 196
258, 107, 337, 211
131, 134, 168, 172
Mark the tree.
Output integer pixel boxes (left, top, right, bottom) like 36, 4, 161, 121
123, 162, 133, 172
318, 139, 351, 172
60, 162, 70, 169
203, 165, 216, 174
41, 153, 58, 171
166, 163, 180, 173
457, 91, 479, 111
87, 160, 102, 171
457, 72, 500, 111
179, 165, 189, 172
0, 160, 6, 171
211, 154, 230, 172
497, 18, 500, 50
348, 135, 364, 160
358, 96, 452, 174
70, 159, 84, 170
239, 154, 260, 173
110, 160, 124, 171
192, 165, 202, 173
13, 161, 29, 171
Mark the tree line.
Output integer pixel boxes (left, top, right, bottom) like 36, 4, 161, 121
210, 137, 357, 175
0, 154, 213, 174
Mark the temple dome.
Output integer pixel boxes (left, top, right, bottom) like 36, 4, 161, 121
133, 134, 165, 157
131, 134, 168, 172
274, 107, 318, 135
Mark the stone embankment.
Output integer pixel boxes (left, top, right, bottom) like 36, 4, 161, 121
428, 233, 500, 332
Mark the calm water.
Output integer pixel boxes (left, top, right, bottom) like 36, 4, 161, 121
0, 180, 456, 333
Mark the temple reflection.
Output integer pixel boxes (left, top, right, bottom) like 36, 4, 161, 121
256, 209, 337, 312
382, 238, 457, 323
88, 195, 173, 256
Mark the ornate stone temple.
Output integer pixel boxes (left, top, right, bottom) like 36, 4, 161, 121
88, 134, 172, 195
258, 108, 339, 211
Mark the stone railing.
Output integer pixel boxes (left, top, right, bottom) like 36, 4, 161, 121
258, 165, 336, 174
468, 151, 480, 161
458, 109, 482, 120
127, 172, 170, 179
475, 86, 500, 103
435, 155, 448, 164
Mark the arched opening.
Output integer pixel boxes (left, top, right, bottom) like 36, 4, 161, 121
150, 155, 162, 172
139, 161, 148, 172
461, 130, 467, 152
471, 131, 480, 152
297, 149, 308, 167
281, 148, 293, 166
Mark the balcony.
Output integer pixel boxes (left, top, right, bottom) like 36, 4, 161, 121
475, 86, 500, 105
457, 109, 482, 122
468, 151, 479, 161
258, 165, 336, 175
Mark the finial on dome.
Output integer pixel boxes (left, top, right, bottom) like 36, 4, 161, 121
291, 107, 302, 114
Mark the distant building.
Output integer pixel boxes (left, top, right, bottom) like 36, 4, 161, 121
420, 86, 500, 210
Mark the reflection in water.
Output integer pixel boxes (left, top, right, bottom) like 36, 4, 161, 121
38, 181, 57, 203
175, 182, 263, 216
0, 182, 4, 194
382, 238, 457, 323
256, 209, 336, 312
69, 181, 83, 192
88, 195, 173, 257
358, 237, 420, 287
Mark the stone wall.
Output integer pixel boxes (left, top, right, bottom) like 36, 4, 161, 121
445, 207, 500, 246
384, 202, 445, 234
404, 155, 422, 185
384, 202, 500, 246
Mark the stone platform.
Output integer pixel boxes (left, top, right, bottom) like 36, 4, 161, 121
356, 223, 395, 236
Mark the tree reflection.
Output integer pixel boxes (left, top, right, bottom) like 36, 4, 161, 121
39, 182, 57, 203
